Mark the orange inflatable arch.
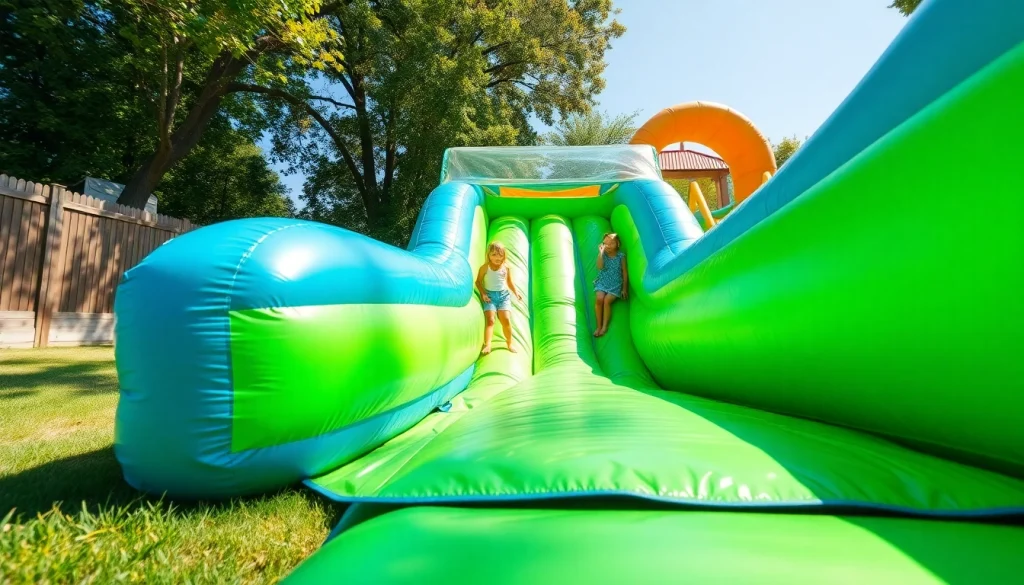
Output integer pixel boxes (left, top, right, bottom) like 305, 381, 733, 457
630, 101, 777, 204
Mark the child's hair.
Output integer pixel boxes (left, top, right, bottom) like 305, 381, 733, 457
602, 233, 622, 248
487, 242, 507, 265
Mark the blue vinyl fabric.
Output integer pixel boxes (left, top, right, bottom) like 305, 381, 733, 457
112, 169, 708, 498
112, 0, 1024, 501
113, 185, 485, 498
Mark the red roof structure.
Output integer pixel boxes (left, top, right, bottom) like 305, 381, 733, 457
657, 149, 729, 172
656, 148, 733, 207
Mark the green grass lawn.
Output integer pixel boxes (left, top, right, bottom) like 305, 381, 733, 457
0, 347, 346, 584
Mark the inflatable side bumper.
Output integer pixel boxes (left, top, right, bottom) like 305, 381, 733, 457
114, 184, 486, 498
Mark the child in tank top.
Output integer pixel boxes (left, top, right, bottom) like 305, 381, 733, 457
475, 242, 523, 355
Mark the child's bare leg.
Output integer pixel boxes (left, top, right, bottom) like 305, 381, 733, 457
594, 291, 606, 336
601, 293, 615, 333
482, 311, 496, 354
498, 311, 515, 352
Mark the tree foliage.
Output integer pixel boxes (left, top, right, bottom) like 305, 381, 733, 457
889, 0, 922, 16
666, 178, 721, 211
542, 110, 639, 146
0, 0, 155, 183
772, 135, 802, 168
109, 0, 342, 206
288, 0, 625, 244
2, 0, 624, 245
156, 118, 295, 224
0, 0, 298, 222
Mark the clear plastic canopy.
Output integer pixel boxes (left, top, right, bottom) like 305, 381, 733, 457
440, 145, 663, 185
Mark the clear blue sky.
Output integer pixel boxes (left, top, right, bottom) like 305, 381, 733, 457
268, 1, 908, 207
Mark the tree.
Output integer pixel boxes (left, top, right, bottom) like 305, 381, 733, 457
110, 0, 342, 208
0, 0, 156, 183
889, 0, 922, 16
3, 0, 623, 245
0, 0, 296, 224
543, 110, 639, 146
773, 135, 802, 168
156, 118, 295, 224
275, 0, 625, 244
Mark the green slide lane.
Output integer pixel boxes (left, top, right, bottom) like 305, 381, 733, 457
284, 507, 1024, 585
307, 215, 1024, 514
573, 215, 656, 388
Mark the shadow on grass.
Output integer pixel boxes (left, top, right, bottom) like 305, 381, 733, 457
0, 446, 348, 529
0, 362, 119, 399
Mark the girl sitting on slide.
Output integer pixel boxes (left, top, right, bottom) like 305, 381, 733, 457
476, 242, 523, 355
594, 233, 628, 337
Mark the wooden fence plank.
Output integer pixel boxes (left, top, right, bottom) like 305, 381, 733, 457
11, 201, 34, 311
0, 196, 20, 310
33, 188, 66, 347
19, 203, 45, 312
86, 215, 109, 313
64, 199, 176, 229
0, 185, 49, 204
125, 221, 139, 272
69, 212, 91, 312
59, 207, 81, 313
77, 212, 96, 312
3, 199, 26, 303
77, 214, 96, 313
0, 174, 195, 346
111, 220, 131, 312
102, 217, 123, 312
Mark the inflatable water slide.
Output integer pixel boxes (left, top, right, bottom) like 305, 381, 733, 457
113, 1, 1023, 582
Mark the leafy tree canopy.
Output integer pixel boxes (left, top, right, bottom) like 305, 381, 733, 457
2, 0, 624, 245
542, 109, 639, 146
772, 135, 803, 168
157, 117, 296, 224
889, 0, 922, 17
289, 0, 626, 244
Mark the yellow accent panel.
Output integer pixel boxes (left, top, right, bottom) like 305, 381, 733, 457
498, 185, 601, 198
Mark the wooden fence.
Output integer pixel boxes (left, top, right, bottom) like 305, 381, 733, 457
0, 174, 194, 348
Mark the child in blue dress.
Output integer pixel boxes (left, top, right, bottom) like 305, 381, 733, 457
594, 233, 628, 337
475, 242, 523, 355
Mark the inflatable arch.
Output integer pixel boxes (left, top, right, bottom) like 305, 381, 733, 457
630, 101, 777, 203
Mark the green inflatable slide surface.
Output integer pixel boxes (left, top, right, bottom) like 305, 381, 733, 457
285, 17, 1024, 581
110, 1, 1024, 582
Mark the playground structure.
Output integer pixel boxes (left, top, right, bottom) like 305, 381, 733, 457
112, 1, 1023, 582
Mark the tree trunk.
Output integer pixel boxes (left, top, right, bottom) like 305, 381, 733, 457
117, 52, 253, 208
118, 148, 174, 209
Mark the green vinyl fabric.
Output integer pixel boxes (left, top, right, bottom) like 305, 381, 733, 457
620, 40, 1024, 476
306, 214, 1024, 514
110, 4, 1024, 581
283, 507, 1024, 585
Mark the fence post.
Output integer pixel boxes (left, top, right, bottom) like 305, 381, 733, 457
33, 187, 67, 347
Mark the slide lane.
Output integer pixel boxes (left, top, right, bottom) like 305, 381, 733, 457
306, 215, 1024, 517
572, 215, 656, 389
